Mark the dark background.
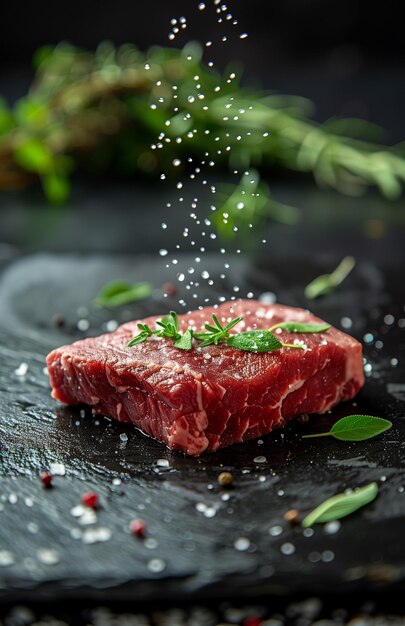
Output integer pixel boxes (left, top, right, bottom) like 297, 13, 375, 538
1, 0, 404, 139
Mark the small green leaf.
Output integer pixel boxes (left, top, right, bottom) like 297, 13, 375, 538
174, 329, 194, 350
270, 322, 331, 333
41, 171, 70, 204
301, 482, 378, 527
127, 331, 150, 347
303, 414, 393, 441
305, 256, 356, 299
94, 280, 152, 308
14, 138, 54, 174
227, 330, 283, 353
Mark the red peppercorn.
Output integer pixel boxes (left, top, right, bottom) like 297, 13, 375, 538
39, 471, 53, 488
130, 518, 147, 538
164, 282, 177, 297
81, 491, 99, 508
244, 618, 262, 626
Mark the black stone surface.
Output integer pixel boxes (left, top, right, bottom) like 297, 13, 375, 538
0, 251, 404, 604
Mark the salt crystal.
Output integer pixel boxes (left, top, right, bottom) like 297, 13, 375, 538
37, 548, 60, 565
234, 537, 250, 551
15, 363, 28, 377
82, 527, 112, 544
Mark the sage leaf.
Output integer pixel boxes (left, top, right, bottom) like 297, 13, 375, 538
94, 280, 152, 308
302, 414, 393, 441
174, 329, 194, 350
305, 256, 356, 299
302, 482, 378, 527
271, 322, 331, 333
227, 330, 282, 353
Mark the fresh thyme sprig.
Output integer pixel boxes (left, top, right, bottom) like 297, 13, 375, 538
127, 312, 331, 353
1, 42, 405, 221
193, 314, 243, 347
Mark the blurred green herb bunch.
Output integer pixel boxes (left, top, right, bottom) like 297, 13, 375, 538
1, 41, 404, 236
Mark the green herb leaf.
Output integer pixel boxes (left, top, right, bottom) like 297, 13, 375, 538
14, 138, 54, 174
305, 256, 356, 299
269, 322, 331, 333
302, 414, 393, 441
194, 315, 243, 347
174, 328, 194, 350
93, 280, 152, 308
227, 330, 283, 353
41, 171, 70, 205
155, 311, 181, 340
301, 482, 378, 527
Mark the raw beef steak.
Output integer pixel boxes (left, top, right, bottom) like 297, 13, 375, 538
47, 301, 364, 455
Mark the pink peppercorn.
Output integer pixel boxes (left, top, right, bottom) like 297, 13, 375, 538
130, 518, 147, 538
39, 471, 53, 488
81, 491, 99, 508
244, 618, 262, 626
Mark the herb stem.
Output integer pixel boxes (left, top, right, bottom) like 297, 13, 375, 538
281, 342, 305, 350
302, 432, 331, 438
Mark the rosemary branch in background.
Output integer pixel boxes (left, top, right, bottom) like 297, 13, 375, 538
1, 41, 404, 232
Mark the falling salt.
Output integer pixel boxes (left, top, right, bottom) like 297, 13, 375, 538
280, 542, 295, 556
253, 456, 267, 464
82, 527, 112, 544
259, 292, 276, 305
77, 319, 90, 331
341, 317, 353, 329
37, 548, 60, 565
145, 538, 159, 549
391, 358, 399, 367
105, 320, 118, 332
147, 558, 166, 573
363, 333, 374, 344
308, 551, 321, 563
156, 459, 170, 468
384, 314, 395, 325
234, 537, 250, 551
119, 433, 128, 443
15, 363, 28, 377
8, 493, 18, 504
303, 528, 314, 538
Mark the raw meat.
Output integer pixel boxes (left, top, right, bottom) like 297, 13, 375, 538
47, 301, 364, 456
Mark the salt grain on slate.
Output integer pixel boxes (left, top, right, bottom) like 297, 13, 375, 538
37, 548, 60, 565
280, 543, 296, 556
14, 362, 28, 377
234, 537, 250, 551
82, 528, 112, 544
253, 456, 267, 464
50, 462, 66, 476
147, 558, 166, 573
0, 550, 14, 566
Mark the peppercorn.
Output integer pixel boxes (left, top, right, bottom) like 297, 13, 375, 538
130, 518, 147, 538
218, 471, 234, 487
39, 471, 53, 488
284, 508, 300, 525
81, 491, 99, 508
163, 282, 177, 296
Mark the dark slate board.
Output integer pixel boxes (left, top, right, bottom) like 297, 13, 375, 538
0, 252, 404, 603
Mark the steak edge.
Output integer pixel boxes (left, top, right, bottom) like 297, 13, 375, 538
46, 300, 364, 455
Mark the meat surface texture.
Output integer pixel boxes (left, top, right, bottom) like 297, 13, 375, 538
47, 300, 364, 456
